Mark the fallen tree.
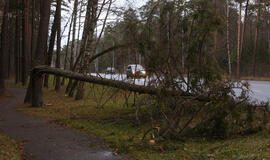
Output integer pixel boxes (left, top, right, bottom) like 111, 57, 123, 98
27, 65, 211, 107
27, 66, 266, 139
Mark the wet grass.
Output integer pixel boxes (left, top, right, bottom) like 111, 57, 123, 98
17, 77, 270, 160
0, 132, 23, 160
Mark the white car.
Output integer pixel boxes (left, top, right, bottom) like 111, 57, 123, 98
126, 64, 146, 78
105, 67, 116, 74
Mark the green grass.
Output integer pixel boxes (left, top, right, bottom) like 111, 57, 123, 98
0, 132, 23, 160
18, 77, 270, 160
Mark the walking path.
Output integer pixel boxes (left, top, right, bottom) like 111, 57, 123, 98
0, 88, 126, 160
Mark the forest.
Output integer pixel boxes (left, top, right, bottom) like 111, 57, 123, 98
0, 0, 270, 90
0, 0, 270, 159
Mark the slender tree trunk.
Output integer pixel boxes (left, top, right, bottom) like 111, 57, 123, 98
75, 0, 98, 100
213, 0, 217, 52
0, 0, 7, 95
44, 0, 61, 88
268, 7, 270, 67
22, 0, 31, 86
62, 13, 74, 86
252, 0, 261, 77
15, 17, 19, 83
239, 0, 249, 60
226, 0, 231, 76
70, 0, 78, 71
75, 2, 83, 58
30, 0, 35, 68
55, 0, 62, 91
25, 0, 51, 107
15, 5, 22, 83
66, 0, 79, 95
0, 0, 5, 34
237, 2, 242, 78
68, 80, 78, 97
9, 18, 15, 78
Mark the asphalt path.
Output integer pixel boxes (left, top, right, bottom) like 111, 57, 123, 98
0, 88, 127, 160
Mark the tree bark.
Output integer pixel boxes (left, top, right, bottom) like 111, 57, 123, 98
252, 0, 260, 77
0, 0, 7, 95
22, 0, 31, 86
33, 66, 201, 99
8, 17, 15, 78
75, 1, 83, 59
239, 0, 249, 60
237, 2, 242, 78
74, 0, 98, 100
226, 0, 231, 76
62, 13, 74, 86
70, 0, 78, 71
25, 0, 51, 107
55, 0, 62, 92
66, 0, 79, 94
15, 11, 20, 84
44, 0, 61, 88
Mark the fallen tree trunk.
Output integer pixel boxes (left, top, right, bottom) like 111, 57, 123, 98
29, 66, 209, 107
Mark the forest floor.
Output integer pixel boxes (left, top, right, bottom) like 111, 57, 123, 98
0, 88, 126, 160
16, 83, 270, 160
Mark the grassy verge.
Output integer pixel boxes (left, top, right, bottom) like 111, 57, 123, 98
18, 81, 270, 160
0, 132, 23, 160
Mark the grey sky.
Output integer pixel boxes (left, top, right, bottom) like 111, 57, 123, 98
60, 0, 147, 47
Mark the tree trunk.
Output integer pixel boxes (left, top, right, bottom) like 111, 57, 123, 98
213, 0, 217, 52
0, 0, 7, 95
239, 0, 249, 60
226, 0, 231, 76
237, 2, 242, 78
31, 0, 39, 66
55, 0, 62, 92
62, 13, 74, 86
22, 0, 31, 86
25, 0, 51, 107
74, 0, 98, 100
75, 2, 83, 58
44, 0, 61, 88
252, 0, 261, 77
8, 18, 15, 78
69, 80, 78, 97
15, 4, 22, 84
31, 66, 210, 102
70, 0, 78, 71
66, 0, 79, 94
75, 81, 84, 100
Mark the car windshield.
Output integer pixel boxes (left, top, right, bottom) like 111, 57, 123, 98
129, 65, 144, 71
106, 67, 115, 71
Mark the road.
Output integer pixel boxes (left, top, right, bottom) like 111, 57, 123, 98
91, 73, 270, 103
249, 81, 270, 103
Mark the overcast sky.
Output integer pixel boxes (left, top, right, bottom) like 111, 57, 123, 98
115, 0, 147, 9
60, 0, 148, 47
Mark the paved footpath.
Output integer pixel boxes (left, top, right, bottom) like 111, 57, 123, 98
0, 88, 127, 160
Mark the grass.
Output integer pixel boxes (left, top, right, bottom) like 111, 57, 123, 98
0, 132, 23, 160
17, 77, 270, 160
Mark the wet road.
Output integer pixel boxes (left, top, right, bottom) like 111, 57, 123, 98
90, 73, 270, 103
248, 81, 270, 103
0, 88, 127, 160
